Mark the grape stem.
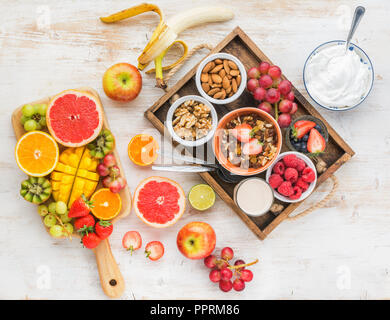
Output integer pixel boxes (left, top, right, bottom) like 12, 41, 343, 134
53, 215, 72, 241
274, 103, 279, 121
228, 258, 259, 270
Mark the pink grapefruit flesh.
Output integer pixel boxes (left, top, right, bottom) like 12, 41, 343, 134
134, 176, 185, 228
47, 90, 103, 147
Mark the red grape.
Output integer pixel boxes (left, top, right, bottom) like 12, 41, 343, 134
220, 268, 233, 281
221, 247, 234, 261
204, 255, 217, 269
279, 99, 293, 113
247, 78, 259, 93
268, 65, 282, 79
209, 269, 221, 283
290, 102, 298, 114
240, 269, 253, 282
253, 87, 266, 101
272, 77, 281, 88
103, 153, 116, 167
219, 280, 233, 292
217, 260, 229, 270
117, 176, 127, 189
278, 80, 292, 96
258, 75, 273, 89
97, 163, 110, 177
277, 113, 292, 128
265, 88, 281, 103
257, 102, 272, 115
234, 259, 246, 271
233, 278, 245, 291
258, 61, 270, 74
247, 67, 260, 79
285, 91, 295, 101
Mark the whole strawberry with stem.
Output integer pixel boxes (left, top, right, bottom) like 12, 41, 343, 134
95, 220, 113, 239
68, 194, 93, 218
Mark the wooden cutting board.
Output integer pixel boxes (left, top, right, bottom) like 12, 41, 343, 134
11, 87, 131, 298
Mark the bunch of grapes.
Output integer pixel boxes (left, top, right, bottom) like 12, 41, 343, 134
204, 247, 258, 292
97, 154, 127, 193
38, 200, 74, 238
20, 104, 47, 131
246, 62, 297, 128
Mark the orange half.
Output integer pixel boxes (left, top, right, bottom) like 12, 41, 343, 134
128, 134, 159, 166
90, 188, 122, 220
15, 131, 59, 177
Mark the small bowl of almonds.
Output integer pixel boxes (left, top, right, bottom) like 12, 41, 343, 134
195, 53, 247, 105
166, 95, 217, 147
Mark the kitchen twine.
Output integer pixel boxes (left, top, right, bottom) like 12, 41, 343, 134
156, 43, 338, 220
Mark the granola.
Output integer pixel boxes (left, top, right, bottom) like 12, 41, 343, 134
173, 100, 212, 140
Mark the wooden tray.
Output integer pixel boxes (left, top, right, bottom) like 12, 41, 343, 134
145, 27, 355, 240
12, 87, 131, 298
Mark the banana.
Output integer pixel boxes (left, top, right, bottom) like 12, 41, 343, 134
100, 3, 234, 88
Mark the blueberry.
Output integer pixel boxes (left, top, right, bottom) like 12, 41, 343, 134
303, 134, 309, 142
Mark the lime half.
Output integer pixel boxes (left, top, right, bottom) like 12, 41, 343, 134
189, 184, 216, 211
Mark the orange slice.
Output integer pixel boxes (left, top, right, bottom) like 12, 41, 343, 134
90, 188, 122, 220
15, 131, 59, 177
128, 134, 159, 166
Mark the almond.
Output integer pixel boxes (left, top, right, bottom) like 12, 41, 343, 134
210, 64, 223, 73
208, 76, 213, 86
220, 89, 227, 100
219, 69, 226, 78
211, 83, 222, 88
236, 74, 241, 86
201, 83, 210, 93
208, 88, 220, 96
225, 86, 232, 94
201, 73, 209, 83
215, 58, 223, 65
203, 61, 215, 73
213, 91, 224, 99
223, 60, 231, 74
228, 61, 238, 70
232, 78, 238, 93
211, 74, 222, 83
230, 70, 240, 77
222, 76, 230, 89
227, 74, 232, 80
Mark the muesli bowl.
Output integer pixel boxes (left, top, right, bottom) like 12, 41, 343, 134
166, 95, 218, 147
213, 107, 282, 176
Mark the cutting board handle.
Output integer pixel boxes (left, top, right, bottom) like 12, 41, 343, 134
93, 238, 125, 298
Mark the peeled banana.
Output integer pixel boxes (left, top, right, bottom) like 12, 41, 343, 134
100, 3, 234, 88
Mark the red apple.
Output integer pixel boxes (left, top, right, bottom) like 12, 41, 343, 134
103, 63, 142, 102
176, 222, 216, 259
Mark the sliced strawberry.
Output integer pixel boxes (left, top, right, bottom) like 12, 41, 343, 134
122, 231, 142, 254
74, 214, 95, 232
242, 139, 263, 155
307, 128, 326, 154
82, 232, 101, 249
230, 123, 252, 143
68, 194, 93, 218
95, 220, 113, 240
292, 120, 316, 139
145, 241, 164, 261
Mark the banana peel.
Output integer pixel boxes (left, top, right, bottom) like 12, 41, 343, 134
100, 3, 234, 88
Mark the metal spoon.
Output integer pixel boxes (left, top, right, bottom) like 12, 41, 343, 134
345, 6, 365, 52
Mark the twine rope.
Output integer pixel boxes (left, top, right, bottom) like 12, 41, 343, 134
162, 43, 338, 220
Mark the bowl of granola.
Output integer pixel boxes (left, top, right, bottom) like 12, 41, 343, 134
213, 108, 282, 176
166, 95, 217, 147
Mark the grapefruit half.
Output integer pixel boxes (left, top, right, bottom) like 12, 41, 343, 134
134, 176, 186, 228
47, 90, 103, 147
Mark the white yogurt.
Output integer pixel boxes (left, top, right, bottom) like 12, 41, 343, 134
234, 178, 274, 217
305, 44, 371, 108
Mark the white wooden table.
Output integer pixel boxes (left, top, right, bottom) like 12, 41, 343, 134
1, 0, 389, 300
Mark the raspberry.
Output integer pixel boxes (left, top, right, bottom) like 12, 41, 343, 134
284, 167, 298, 183
289, 186, 302, 200
283, 154, 299, 168
277, 181, 294, 197
302, 167, 315, 182
295, 178, 309, 192
269, 174, 283, 189
273, 161, 285, 175
295, 158, 306, 172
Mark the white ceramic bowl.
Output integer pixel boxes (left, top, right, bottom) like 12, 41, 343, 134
166, 95, 218, 147
265, 151, 317, 203
195, 53, 247, 105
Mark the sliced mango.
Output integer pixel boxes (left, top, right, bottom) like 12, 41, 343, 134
50, 147, 99, 207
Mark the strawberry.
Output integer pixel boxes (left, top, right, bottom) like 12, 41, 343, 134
68, 194, 93, 218
82, 232, 101, 249
95, 220, 113, 240
307, 128, 326, 154
74, 214, 95, 232
242, 139, 263, 155
230, 123, 252, 143
145, 241, 164, 261
292, 120, 316, 139
122, 231, 142, 255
